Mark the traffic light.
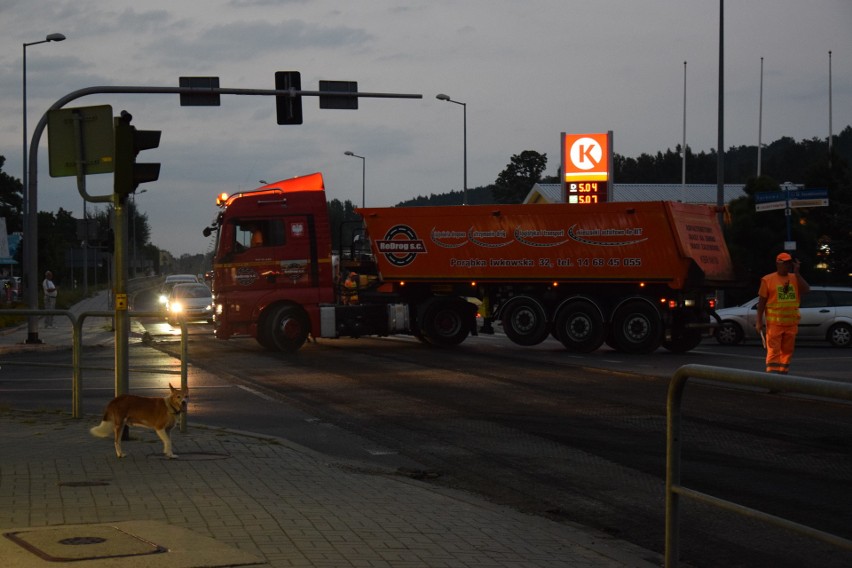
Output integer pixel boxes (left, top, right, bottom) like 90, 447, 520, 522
113, 110, 161, 195
275, 71, 303, 125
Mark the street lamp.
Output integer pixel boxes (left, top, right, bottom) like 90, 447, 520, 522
344, 151, 366, 208
436, 93, 467, 205
23, 33, 66, 227
22, 32, 65, 344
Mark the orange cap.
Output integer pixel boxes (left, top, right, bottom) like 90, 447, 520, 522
776, 252, 793, 262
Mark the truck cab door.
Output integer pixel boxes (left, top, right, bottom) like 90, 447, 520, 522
276, 216, 317, 287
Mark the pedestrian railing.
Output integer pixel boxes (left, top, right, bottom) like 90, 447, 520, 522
0, 309, 190, 430
665, 364, 852, 567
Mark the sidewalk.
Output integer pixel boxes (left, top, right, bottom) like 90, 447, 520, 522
0, 295, 663, 568
0, 290, 118, 351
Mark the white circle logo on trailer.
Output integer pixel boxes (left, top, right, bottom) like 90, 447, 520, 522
569, 137, 603, 171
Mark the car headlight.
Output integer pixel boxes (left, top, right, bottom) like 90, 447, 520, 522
159, 294, 168, 305
169, 302, 184, 314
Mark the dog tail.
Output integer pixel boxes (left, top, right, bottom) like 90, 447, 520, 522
89, 420, 113, 438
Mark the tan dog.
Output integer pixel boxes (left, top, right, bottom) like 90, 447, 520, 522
90, 384, 188, 459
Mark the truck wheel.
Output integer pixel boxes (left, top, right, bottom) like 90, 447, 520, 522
610, 300, 662, 354
501, 296, 549, 346
263, 305, 310, 353
662, 329, 703, 353
554, 300, 605, 353
421, 298, 471, 347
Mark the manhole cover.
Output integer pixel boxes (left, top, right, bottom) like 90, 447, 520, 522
4, 525, 165, 562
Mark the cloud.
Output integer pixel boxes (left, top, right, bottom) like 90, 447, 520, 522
149, 19, 372, 65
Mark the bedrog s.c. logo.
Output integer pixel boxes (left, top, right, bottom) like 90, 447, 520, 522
375, 225, 427, 267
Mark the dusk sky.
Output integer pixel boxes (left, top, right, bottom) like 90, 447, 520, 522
1, 0, 850, 256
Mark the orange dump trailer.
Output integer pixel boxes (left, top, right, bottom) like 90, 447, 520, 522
209, 173, 734, 354
360, 201, 733, 287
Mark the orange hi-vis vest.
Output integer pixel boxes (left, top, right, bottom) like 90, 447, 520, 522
761, 272, 800, 327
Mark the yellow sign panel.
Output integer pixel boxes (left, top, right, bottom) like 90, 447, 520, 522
115, 294, 128, 310
47, 105, 115, 177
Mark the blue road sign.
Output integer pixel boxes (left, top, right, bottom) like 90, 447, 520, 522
755, 188, 827, 203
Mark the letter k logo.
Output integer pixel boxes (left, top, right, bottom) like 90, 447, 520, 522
570, 138, 603, 171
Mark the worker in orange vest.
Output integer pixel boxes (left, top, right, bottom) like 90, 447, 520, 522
343, 272, 359, 305
755, 252, 810, 374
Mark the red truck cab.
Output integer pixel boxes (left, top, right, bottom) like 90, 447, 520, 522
210, 173, 334, 350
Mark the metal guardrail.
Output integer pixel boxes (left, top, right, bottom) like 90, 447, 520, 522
0, 309, 190, 431
665, 364, 852, 567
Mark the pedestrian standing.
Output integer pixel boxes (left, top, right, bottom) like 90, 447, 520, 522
42, 270, 58, 328
755, 252, 810, 374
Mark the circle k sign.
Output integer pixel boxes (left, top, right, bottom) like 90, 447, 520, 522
562, 132, 610, 181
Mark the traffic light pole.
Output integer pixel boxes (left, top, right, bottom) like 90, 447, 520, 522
68, 108, 131, 393
113, 193, 130, 395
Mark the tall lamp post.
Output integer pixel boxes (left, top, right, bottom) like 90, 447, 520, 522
344, 151, 366, 208
436, 93, 467, 205
23, 32, 65, 344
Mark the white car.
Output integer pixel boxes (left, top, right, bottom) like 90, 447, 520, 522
165, 283, 214, 325
158, 274, 199, 306
714, 286, 852, 347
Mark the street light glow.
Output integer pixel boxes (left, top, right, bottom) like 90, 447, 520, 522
344, 151, 366, 208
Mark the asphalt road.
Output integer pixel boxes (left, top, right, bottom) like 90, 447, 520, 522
2, 323, 851, 568
153, 327, 852, 568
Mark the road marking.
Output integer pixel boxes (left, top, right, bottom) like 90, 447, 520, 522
366, 448, 398, 456
690, 348, 764, 360
236, 384, 278, 401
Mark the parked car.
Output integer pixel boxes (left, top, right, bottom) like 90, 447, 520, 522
165, 283, 214, 325
714, 286, 852, 347
158, 274, 199, 306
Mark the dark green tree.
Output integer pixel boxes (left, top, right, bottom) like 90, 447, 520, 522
36, 208, 77, 287
493, 150, 548, 204
804, 154, 852, 285
0, 156, 24, 233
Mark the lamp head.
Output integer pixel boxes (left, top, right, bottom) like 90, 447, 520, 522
436, 94, 450, 101
344, 151, 354, 156
46, 33, 66, 42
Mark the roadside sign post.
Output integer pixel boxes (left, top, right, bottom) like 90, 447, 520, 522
754, 186, 829, 251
